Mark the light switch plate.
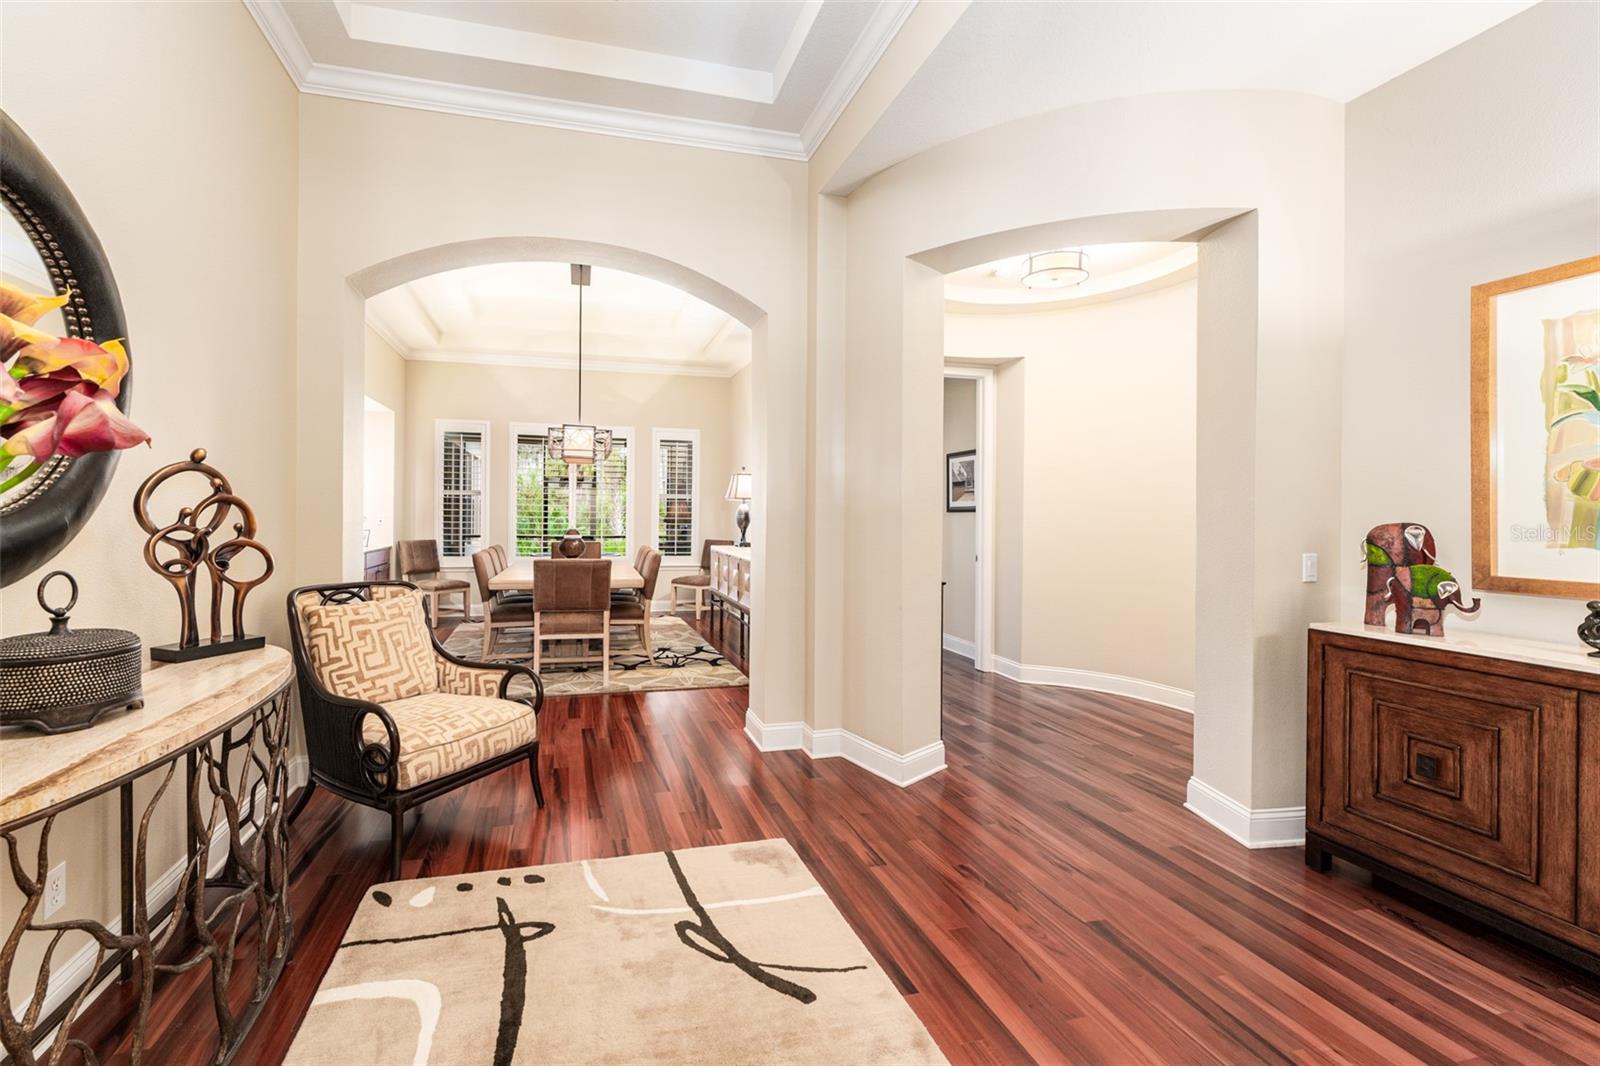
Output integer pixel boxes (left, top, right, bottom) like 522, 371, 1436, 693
1301, 553, 1318, 583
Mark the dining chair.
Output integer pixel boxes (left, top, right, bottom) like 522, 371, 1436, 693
670, 538, 734, 619
394, 539, 470, 623
471, 548, 532, 657
611, 547, 662, 654
533, 559, 612, 684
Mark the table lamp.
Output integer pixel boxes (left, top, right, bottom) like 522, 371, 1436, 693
725, 468, 753, 547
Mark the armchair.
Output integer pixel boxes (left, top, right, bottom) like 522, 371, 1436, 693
286, 580, 545, 879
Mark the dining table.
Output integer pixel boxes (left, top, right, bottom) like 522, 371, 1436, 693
488, 556, 644, 593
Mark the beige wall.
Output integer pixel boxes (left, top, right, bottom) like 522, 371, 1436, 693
295, 96, 810, 731
835, 92, 1344, 808
941, 379, 977, 644
727, 363, 753, 485
1343, 0, 1600, 644
0, 0, 297, 1008
398, 359, 745, 604
946, 280, 1198, 692
363, 326, 408, 549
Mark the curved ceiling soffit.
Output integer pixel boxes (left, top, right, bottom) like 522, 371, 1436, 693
911, 207, 1248, 277
349, 235, 766, 328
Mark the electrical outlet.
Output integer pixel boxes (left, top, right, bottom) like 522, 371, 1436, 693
1301, 553, 1319, 583
44, 862, 66, 918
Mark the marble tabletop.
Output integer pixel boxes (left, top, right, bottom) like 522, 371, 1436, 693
1310, 620, 1600, 676
0, 645, 293, 826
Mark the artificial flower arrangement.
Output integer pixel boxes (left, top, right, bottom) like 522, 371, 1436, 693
0, 280, 149, 495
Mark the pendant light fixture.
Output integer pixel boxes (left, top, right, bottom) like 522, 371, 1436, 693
1021, 249, 1090, 289
550, 263, 612, 466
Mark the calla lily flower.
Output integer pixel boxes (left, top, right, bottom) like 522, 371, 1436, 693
1, 313, 56, 359
0, 281, 69, 326
9, 334, 128, 395
2, 387, 149, 463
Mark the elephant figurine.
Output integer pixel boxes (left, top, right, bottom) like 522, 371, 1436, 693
1362, 522, 1437, 626
1386, 564, 1482, 637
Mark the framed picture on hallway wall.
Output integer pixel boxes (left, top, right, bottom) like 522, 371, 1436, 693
946, 450, 977, 512
1470, 255, 1600, 598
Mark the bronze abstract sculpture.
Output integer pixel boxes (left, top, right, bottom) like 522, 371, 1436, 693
134, 448, 273, 661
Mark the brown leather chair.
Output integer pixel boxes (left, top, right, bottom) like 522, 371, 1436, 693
611, 548, 662, 654
395, 539, 470, 623
670, 539, 733, 618
472, 548, 532, 657
533, 559, 612, 684
546, 538, 602, 558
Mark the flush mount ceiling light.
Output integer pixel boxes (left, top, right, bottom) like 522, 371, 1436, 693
550, 263, 612, 466
1021, 249, 1090, 289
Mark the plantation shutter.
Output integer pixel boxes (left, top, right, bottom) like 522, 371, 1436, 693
657, 437, 695, 558
574, 433, 628, 555
439, 427, 485, 559
514, 432, 552, 556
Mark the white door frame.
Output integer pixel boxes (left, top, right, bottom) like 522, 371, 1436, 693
942, 364, 996, 673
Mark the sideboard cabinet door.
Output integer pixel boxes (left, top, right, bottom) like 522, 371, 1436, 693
1582, 694, 1600, 935
1315, 647, 1578, 922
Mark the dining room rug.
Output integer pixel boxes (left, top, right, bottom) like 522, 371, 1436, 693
286, 839, 947, 1065
444, 614, 747, 696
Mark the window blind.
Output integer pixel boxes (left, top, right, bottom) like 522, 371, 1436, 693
656, 437, 695, 557
439, 427, 484, 559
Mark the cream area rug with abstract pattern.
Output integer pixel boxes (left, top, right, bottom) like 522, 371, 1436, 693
287, 839, 946, 1065
445, 614, 747, 696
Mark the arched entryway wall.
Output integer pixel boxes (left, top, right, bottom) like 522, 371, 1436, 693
825, 90, 1345, 836
292, 96, 810, 729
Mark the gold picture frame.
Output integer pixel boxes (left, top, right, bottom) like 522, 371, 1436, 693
1470, 255, 1600, 598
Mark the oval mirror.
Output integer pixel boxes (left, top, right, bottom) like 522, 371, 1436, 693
1, 111, 135, 586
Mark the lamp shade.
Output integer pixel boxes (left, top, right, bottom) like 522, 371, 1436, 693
1021, 249, 1089, 289
725, 470, 753, 501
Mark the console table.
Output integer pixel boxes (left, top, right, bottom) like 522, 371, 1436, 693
708, 544, 751, 650
0, 646, 294, 1064
1306, 622, 1599, 973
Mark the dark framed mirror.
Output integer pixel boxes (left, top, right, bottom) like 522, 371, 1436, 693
1, 110, 133, 586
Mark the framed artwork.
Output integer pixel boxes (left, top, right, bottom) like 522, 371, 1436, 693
1471, 255, 1600, 598
946, 450, 976, 512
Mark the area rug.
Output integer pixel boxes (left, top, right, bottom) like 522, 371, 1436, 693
286, 839, 946, 1065
444, 614, 747, 696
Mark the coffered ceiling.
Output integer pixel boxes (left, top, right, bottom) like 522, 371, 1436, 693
365, 262, 752, 377
245, 0, 913, 158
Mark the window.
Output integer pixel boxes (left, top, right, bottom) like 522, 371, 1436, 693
436, 420, 488, 561
511, 424, 630, 556
654, 429, 699, 559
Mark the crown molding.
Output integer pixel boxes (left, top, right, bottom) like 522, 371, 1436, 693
245, 0, 915, 162
402, 348, 741, 379
799, 1, 916, 155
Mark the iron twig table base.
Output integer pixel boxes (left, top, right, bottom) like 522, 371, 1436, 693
0, 675, 293, 1065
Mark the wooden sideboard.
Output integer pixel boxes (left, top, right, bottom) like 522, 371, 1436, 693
363, 545, 392, 581
1306, 622, 1599, 972
709, 544, 751, 649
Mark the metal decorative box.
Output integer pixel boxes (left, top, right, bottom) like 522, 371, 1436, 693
0, 572, 143, 734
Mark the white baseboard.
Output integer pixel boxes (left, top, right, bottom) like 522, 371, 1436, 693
991, 655, 1194, 714
1184, 776, 1305, 849
941, 634, 976, 660
22, 755, 311, 1039
743, 711, 946, 788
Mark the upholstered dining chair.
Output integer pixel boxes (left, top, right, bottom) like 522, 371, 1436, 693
394, 539, 471, 623
670, 538, 734, 618
546, 538, 602, 558
286, 581, 544, 880
611, 547, 662, 654
533, 559, 612, 684
471, 548, 533, 657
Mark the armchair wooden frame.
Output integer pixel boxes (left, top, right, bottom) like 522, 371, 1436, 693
285, 580, 545, 879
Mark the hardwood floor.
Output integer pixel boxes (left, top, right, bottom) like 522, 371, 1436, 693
63, 621, 1600, 1064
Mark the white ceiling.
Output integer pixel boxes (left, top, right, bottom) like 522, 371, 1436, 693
365, 261, 752, 377
245, 0, 914, 158
825, 0, 1534, 191
945, 243, 1196, 311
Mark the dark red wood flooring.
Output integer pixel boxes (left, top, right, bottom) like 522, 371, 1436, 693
64, 616, 1600, 1064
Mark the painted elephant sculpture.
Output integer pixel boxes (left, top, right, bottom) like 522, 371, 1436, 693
1362, 522, 1437, 625
1386, 564, 1482, 637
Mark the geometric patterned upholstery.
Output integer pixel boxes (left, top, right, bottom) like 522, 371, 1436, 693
437, 657, 504, 697
362, 692, 536, 790
301, 591, 437, 704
